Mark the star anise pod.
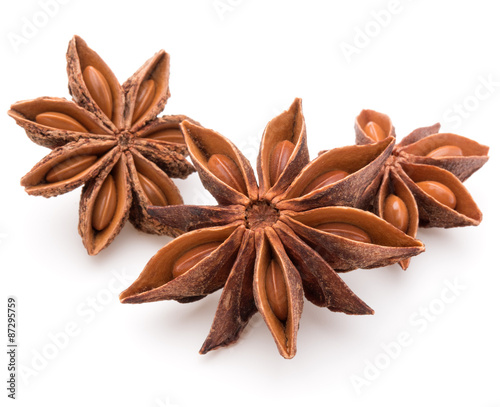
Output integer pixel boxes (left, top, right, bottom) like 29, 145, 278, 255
8, 36, 196, 255
120, 99, 424, 358
355, 109, 489, 269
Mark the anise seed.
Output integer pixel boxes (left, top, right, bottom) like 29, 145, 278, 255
147, 128, 184, 144
137, 173, 168, 206
265, 258, 288, 322
302, 170, 349, 195
172, 242, 220, 279
269, 140, 295, 186
383, 194, 409, 233
132, 79, 156, 124
416, 181, 457, 209
316, 222, 372, 243
207, 154, 247, 194
45, 155, 98, 183
82, 66, 113, 119
364, 121, 386, 142
92, 174, 117, 231
426, 145, 463, 158
36, 112, 88, 133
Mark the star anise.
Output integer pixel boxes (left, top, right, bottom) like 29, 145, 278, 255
355, 109, 489, 269
8, 36, 195, 255
120, 99, 424, 358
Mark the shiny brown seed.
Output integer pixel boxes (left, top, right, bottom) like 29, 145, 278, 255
265, 259, 288, 322
364, 121, 386, 142
83, 66, 113, 119
207, 154, 247, 194
416, 181, 457, 209
302, 170, 349, 195
132, 79, 156, 124
426, 145, 464, 158
92, 174, 117, 231
45, 155, 98, 183
383, 194, 409, 233
269, 140, 295, 186
137, 173, 168, 206
172, 242, 221, 279
316, 222, 372, 243
36, 112, 88, 133
147, 128, 184, 144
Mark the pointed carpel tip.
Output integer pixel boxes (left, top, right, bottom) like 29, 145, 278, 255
365, 304, 375, 315
70, 35, 84, 47
356, 108, 372, 118
8, 101, 22, 111
157, 49, 168, 58
357, 302, 375, 315
119, 289, 135, 304
179, 120, 189, 130
289, 97, 302, 112
151, 49, 170, 68
182, 119, 202, 129
414, 239, 425, 251
179, 120, 198, 135
86, 246, 99, 256
386, 135, 396, 144
364, 108, 385, 115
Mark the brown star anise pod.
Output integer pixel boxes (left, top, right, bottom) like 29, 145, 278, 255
120, 99, 424, 358
8, 36, 195, 255
355, 109, 489, 269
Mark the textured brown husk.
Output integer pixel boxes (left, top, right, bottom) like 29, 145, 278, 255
200, 231, 257, 354
277, 137, 395, 211
120, 224, 245, 303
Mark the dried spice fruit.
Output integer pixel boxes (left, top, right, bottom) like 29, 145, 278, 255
120, 99, 424, 359
8, 36, 196, 255
355, 109, 489, 269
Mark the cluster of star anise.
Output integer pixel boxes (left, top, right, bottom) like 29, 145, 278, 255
354, 109, 488, 268
119, 100, 488, 358
9, 37, 489, 359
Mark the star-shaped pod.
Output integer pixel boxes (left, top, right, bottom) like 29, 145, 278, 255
120, 99, 424, 358
8, 36, 196, 255
355, 109, 489, 269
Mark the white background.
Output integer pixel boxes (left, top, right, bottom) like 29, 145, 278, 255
1, 1, 499, 406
